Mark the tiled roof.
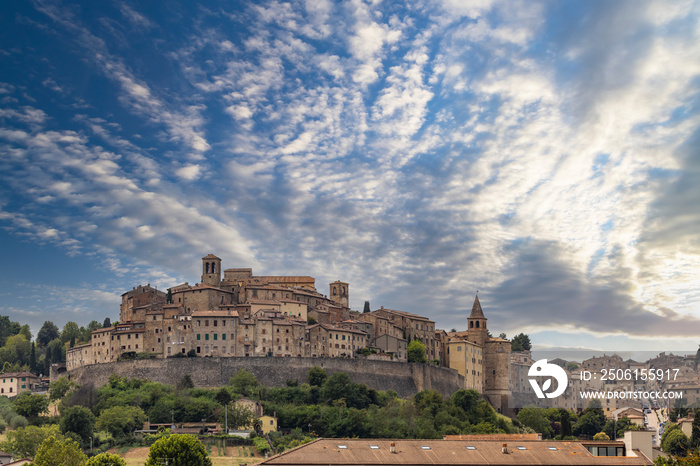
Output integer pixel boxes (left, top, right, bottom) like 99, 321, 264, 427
259, 439, 652, 466
469, 295, 485, 318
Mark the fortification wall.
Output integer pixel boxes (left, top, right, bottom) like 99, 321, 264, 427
64, 357, 465, 398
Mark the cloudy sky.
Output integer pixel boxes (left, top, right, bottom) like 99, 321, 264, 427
1, 0, 699, 352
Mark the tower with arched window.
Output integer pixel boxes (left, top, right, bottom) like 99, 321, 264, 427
466, 294, 488, 347
201, 254, 222, 287
329, 280, 349, 308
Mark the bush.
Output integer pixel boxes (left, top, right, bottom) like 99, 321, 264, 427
0, 418, 6, 433
254, 436, 271, 455
10, 415, 28, 429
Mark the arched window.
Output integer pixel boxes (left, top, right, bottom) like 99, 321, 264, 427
342, 287, 346, 295
470, 321, 474, 328
475, 321, 480, 328
206, 263, 210, 274
332, 287, 337, 295
211, 262, 216, 273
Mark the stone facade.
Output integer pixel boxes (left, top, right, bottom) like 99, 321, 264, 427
67, 253, 517, 406
64, 356, 465, 398
446, 295, 512, 412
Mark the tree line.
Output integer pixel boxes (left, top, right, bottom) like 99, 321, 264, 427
0, 315, 111, 376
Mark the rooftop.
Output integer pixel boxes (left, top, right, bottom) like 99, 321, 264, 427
259, 439, 652, 466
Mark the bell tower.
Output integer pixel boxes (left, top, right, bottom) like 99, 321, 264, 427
329, 280, 349, 308
201, 254, 222, 287
467, 294, 488, 347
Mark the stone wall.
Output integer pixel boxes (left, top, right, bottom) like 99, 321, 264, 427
64, 357, 465, 398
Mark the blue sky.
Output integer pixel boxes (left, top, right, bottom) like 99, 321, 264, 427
1, 0, 699, 353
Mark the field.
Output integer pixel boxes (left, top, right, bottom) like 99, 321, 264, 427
116, 444, 264, 465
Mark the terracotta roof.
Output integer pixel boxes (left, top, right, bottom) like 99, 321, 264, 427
470, 295, 485, 318
257, 276, 315, 283
202, 253, 220, 260
192, 309, 238, 317
445, 434, 542, 441
259, 439, 652, 466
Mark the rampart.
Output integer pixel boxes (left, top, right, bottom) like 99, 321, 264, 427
63, 357, 465, 398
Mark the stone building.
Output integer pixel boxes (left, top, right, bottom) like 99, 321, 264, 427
447, 295, 512, 412
68, 254, 516, 407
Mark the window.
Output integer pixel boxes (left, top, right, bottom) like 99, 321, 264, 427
222, 334, 226, 340
205, 334, 209, 340
197, 334, 200, 340
466, 446, 477, 450
421, 446, 431, 450
197, 346, 201, 353
214, 334, 218, 340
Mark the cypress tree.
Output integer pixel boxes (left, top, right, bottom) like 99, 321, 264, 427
29, 342, 37, 373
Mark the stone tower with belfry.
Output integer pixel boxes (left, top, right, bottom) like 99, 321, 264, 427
201, 254, 222, 287
329, 280, 349, 308
463, 294, 512, 414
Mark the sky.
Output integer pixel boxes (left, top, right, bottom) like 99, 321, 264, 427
0, 0, 699, 353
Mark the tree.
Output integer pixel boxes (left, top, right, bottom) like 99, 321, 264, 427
320, 372, 353, 404
32, 436, 86, 466
662, 427, 690, 457
692, 409, 700, 448
29, 342, 37, 374
12, 392, 49, 419
145, 434, 212, 466
4, 334, 31, 366
230, 369, 258, 396
59, 405, 95, 446
97, 406, 147, 439
308, 366, 327, 387
594, 432, 610, 441
60, 322, 81, 345
103, 318, 111, 328
0, 315, 21, 348
166, 289, 173, 304
363, 301, 370, 313
566, 362, 579, 372
498, 333, 507, 339
517, 406, 553, 438
511, 333, 532, 351
560, 409, 573, 438
85, 453, 127, 466
214, 388, 231, 406
49, 376, 77, 401
228, 403, 254, 430
573, 408, 605, 438
37, 321, 60, 348
82, 320, 102, 342
407, 339, 427, 363
0, 424, 61, 458
176, 375, 194, 391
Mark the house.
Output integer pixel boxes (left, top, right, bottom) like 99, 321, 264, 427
0, 372, 40, 397
257, 438, 653, 466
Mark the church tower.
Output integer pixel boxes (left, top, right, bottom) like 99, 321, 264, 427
329, 280, 349, 308
201, 254, 222, 287
467, 294, 488, 347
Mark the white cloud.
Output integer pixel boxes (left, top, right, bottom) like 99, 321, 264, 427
174, 164, 202, 181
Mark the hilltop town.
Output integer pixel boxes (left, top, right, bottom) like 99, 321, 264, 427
65, 253, 512, 411
64, 254, 700, 420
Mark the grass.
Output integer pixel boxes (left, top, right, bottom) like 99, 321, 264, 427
113, 444, 264, 466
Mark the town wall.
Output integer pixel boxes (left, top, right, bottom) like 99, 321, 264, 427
63, 357, 465, 398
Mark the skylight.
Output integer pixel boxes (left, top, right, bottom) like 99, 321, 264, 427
369, 445, 379, 449
466, 446, 477, 450
517, 446, 528, 450
338, 445, 347, 449
421, 446, 431, 450
548, 447, 558, 451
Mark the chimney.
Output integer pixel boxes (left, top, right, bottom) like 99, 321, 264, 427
390, 442, 396, 454
502, 443, 508, 454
